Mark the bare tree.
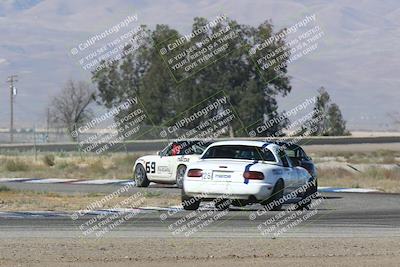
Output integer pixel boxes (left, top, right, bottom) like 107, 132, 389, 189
50, 80, 95, 141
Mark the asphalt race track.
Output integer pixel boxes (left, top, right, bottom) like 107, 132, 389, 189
0, 181, 399, 239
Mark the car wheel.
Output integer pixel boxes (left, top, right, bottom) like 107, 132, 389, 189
215, 199, 231, 211
231, 199, 246, 207
312, 179, 318, 194
265, 179, 284, 211
181, 191, 201, 210
297, 180, 315, 210
175, 165, 186, 189
134, 164, 150, 187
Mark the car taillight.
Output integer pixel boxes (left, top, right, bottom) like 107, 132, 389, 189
243, 171, 264, 180
187, 169, 203, 177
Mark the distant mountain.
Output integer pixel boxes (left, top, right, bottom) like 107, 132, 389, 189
0, 0, 399, 130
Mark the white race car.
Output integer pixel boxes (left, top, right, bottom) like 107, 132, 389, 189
182, 140, 314, 210
133, 140, 212, 188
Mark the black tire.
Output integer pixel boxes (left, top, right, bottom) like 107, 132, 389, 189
181, 191, 201, 210
231, 199, 246, 207
297, 180, 315, 210
214, 199, 231, 211
311, 179, 318, 194
134, 164, 150, 187
175, 165, 186, 189
265, 179, 284, 211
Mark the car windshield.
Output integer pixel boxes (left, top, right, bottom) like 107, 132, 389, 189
284, 145, 308, 159
179, 141, 211, 155
202, 145, 276, 161
163, 141, 212, 156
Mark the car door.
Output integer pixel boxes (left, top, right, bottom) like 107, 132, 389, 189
278, 151, 297, 193
147, 145, 174, 181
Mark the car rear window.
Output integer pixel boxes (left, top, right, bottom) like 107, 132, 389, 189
202, 145, 276, 161
285, 149, 296, 157
179, 141, 212, 155
284, 146, 307, 159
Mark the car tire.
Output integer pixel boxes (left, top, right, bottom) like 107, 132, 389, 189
312, 179, 318, 194
215, 199, 231, 211
175, 165, 186, 189
231, 199, 246, 207
134, 164, 150, 187
297, 180, 315, 210
265, 179, 284, 211
181, 191, 201, 210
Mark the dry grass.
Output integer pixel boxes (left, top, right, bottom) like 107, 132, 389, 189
0, 186, 180, 211
318, 167, 400, 193
0, 152, 145, 179
0, 151, 399, 194
310, 150, 400, 164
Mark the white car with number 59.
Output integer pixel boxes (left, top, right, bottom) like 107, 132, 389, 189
182, 141, 314, 210
133, 140, 212, 188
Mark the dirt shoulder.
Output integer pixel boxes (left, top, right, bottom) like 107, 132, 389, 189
0, 237, 399, 267
0, 187, 180, 211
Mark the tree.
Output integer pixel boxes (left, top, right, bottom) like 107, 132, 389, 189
327, 103, 349, 135
92, 17, 292, 137
50, 80, 96, 140
307, 87, 350, 136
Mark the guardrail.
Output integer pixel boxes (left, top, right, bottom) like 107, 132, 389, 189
0, 136, 399, 153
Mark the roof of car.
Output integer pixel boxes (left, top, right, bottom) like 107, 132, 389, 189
268, 141, 301, 149
208, 140, 277, 148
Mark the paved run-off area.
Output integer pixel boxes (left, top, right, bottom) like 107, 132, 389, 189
0, 191, 399, 266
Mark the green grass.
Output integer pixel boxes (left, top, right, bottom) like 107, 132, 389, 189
0, 185, 12, 192
4, 159, 30, 172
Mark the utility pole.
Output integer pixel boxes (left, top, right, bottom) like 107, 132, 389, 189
46, 107, 50, 142
7, 75, 18, 143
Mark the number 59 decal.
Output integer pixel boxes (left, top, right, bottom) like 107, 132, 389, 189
146, 162, 156, 173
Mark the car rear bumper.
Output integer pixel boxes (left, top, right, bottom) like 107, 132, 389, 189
183, 180, 274, 201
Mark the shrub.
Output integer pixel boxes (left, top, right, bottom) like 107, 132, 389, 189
56, 161, 69, 170
5, 159, 29, 172
42, 154, 55, 167
88, 159, 106, 174
0, 185, 11, 192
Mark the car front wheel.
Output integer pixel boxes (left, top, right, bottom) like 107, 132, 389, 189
134, 164, 150, 187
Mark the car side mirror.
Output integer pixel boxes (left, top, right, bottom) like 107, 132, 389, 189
157, 151, 162, 157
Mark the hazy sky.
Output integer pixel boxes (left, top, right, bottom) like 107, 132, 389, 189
0, 0, 399, 130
